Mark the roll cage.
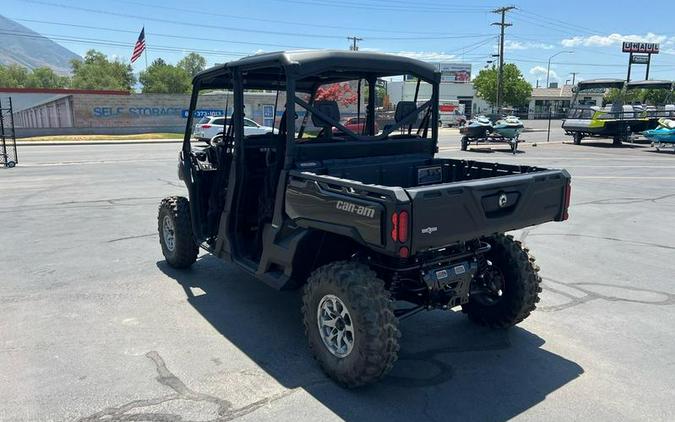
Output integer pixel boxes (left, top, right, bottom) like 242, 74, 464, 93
182, 50, 442, 169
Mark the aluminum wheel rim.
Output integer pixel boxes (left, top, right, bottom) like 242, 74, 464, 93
317, 294, 355, 358
162, 215, 176, 252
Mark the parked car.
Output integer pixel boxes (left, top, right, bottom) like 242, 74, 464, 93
193, 116, 277, 141
333, 117, 379, 134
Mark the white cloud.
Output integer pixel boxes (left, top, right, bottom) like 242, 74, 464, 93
361, 48, 457, 62
529, 65, 558, 81
561, 32, 670, 48
504, 40, 554, 51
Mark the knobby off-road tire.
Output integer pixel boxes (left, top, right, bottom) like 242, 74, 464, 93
302, 261, 400, 388
462, 234, 542, 328
158, 196, 198, 269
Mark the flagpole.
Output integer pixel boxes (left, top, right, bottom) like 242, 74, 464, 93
144, 25, 148, 70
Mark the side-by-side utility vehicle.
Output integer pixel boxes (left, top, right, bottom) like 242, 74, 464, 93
158, 51, 572, 387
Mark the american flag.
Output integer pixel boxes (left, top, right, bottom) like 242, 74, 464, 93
130, 27, 146, 64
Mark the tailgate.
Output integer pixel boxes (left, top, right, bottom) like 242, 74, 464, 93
406, 170, 570, 253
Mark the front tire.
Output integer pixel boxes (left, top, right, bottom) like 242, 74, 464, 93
158, 196, 198, 269
462, 234, 541, 328
302, 261, 400, 387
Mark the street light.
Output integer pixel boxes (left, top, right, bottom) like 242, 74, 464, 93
546, 50, 573, 88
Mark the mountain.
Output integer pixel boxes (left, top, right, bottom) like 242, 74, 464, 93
0, 14, 81, 75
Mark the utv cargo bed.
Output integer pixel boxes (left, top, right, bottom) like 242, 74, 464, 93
286, 157, 570, 256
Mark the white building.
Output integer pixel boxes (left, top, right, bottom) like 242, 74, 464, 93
527, 85, 605, 119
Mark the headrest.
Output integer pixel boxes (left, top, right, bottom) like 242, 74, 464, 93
311, 101, 340, 128
395, 101, 418, 123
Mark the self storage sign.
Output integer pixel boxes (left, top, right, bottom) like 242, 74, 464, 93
622, 42, 659, 54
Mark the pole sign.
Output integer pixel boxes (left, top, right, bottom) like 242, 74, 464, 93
631, 54, 650, 64
622, 42, 659, 54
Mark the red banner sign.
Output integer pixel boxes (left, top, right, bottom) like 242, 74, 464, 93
622, 42, 659, 54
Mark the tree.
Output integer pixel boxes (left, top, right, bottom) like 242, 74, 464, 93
315, 83, 358, 107
139, 58, 191, 94
70, 50, 136, 91
177, 52, 207, 78
605, 88, 670, 106
364, 84, 387, 107
0, 64, 29, 87
473, 64, 532, 108
26, 67, 69, 88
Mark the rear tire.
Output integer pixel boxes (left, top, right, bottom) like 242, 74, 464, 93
302, 261, 400, 388
462, 234, 541, 328
6, 161, 16, 168
158, 196, 198, 269
461, 137, 468, 151
572, 133, 582, 145
612, 136, 623, 146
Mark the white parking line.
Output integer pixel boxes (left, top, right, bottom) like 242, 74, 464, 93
573, 176, 675, 180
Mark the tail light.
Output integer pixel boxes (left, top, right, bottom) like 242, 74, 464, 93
562, 183, 571, 221
201, 124, 212, 129
390, 210, 409, 244
398, 211, 409, 242
399, 247, 409, 258
391, 212, 399, 242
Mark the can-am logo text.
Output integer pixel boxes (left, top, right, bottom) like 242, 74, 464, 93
335, 201, 375, 219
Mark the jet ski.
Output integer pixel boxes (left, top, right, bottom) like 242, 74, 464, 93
644, 118, 675, 152
493, 115, 524, 139
459, 115, 493, 139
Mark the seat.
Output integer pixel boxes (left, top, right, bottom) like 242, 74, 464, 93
311, 100, 341, 139
389, 101, 421, 138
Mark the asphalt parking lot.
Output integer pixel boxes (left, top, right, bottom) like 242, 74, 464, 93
2, 131, 675, 421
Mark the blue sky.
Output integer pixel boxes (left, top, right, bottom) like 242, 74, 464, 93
3, 0, 675, 85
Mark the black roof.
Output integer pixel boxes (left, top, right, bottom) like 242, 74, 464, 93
576, 79, 625, 90
194, 50, 440, 91
626, 80, 673, 90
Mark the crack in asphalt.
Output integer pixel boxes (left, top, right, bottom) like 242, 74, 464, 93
574, 193, 675, 206
108, 233, 157, 243
526, 232, 675, 251
77, 351, 297, 422
540, 277, 675, 313
0, 197, 158, 213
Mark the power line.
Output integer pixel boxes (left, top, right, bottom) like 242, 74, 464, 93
112, 0, 487, 36
11, 18, 314, 50
23, 0, 494, 41
0, 28, 504, 67
0, 29, 252, 59
514, 9, 601, 36
267, 0, 496, 14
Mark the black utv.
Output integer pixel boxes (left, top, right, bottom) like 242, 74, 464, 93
158, 50, 572, 387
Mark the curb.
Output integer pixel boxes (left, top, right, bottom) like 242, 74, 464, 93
16, 139, 183, 146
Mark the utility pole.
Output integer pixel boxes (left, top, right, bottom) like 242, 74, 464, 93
491, 6, 514, 114
347, 36, 363, 51
570, 72, 578, 85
